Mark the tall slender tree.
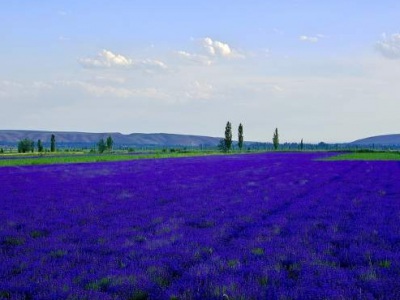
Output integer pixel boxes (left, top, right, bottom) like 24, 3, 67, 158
37, 139, 43, 152
224, 121, 232, 152
273, 128, 279, 150
238, 123, 244, 151
50, 134, 56, 152
106, 136, 114, 152
300, 138, 304, 151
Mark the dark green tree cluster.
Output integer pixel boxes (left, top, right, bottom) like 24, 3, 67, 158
98, 139, 107, 153
17, 134, 55, 153
98, 135, 113, 153
18, 138, 34, 153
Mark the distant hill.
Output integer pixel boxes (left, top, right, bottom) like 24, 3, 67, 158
351, 134, 400, 146
0, 130, 222, 147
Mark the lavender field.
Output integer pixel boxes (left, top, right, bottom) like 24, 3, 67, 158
1, 152, 400, 299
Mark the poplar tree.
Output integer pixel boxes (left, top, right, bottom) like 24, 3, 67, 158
50, 134, 56, 152
224, 121, 232, 152
37, 139, 43, 152
273, 128, 279, 150
238, 123, 244, 151
106, 136, 114, 151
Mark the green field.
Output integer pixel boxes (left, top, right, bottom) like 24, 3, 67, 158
2, 151, 400, 167
329, 151, 400, 161
0, 151, 223, 167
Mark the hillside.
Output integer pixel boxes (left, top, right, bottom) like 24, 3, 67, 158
0, 130, 221, 147
351, 134, 400, 146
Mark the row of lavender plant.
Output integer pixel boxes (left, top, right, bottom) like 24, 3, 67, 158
1, 152, 400, 299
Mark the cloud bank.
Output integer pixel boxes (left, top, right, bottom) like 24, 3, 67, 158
79, 50, 167, 70
299, 35, 319, 43
376, 33, 400, 59
177, 37, 244, 65
202, 37, 233, 57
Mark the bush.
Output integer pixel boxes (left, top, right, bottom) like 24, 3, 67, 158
17, 139, 34, 153
218, 139, 227, 153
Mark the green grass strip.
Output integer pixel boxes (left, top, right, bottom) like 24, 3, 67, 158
0, 152, 224, 167
328, 152, 400, 161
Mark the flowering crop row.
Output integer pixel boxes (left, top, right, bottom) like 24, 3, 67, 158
1, 153, 400, 299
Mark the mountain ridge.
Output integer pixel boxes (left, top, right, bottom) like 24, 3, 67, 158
2, 130, 400, 147
0, 130, 222, 146
350, 134, 400, 146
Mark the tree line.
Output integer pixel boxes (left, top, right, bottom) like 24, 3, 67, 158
15, 126, 280, 154
16, 134, 115, 154
17, 134, 56, 153
97, 136, 114, 153
219, 121, 285, 152
10, 128, 387, 154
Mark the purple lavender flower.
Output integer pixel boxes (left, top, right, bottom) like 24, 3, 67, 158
1, 152, 400, 299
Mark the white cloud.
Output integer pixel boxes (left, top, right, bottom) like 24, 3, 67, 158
78, 49, 167, 71
1, 80, 23, 88
177, 37, 244, 65
32, 81, 52, 90
376, 33, 400, 59
201, 37, 244, 58
299, 35, 319, 43
79, 50, 132, 68
140, 59, 168, 70
0, 80, 52, 98
184, 81, 213, 99
273, 85, 284, 92
93, 75, 126, 84
58, 36, 70, 41
203, 37, 232, 56
59, 80, 169, 100
176, 51, 212, 65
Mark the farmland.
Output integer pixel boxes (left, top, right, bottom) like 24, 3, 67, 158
1, 152, 400, 299
328, 151, 400, 161
0, 151, 222, 167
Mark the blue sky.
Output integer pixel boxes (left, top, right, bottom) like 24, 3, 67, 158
1, 1, 400, 142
